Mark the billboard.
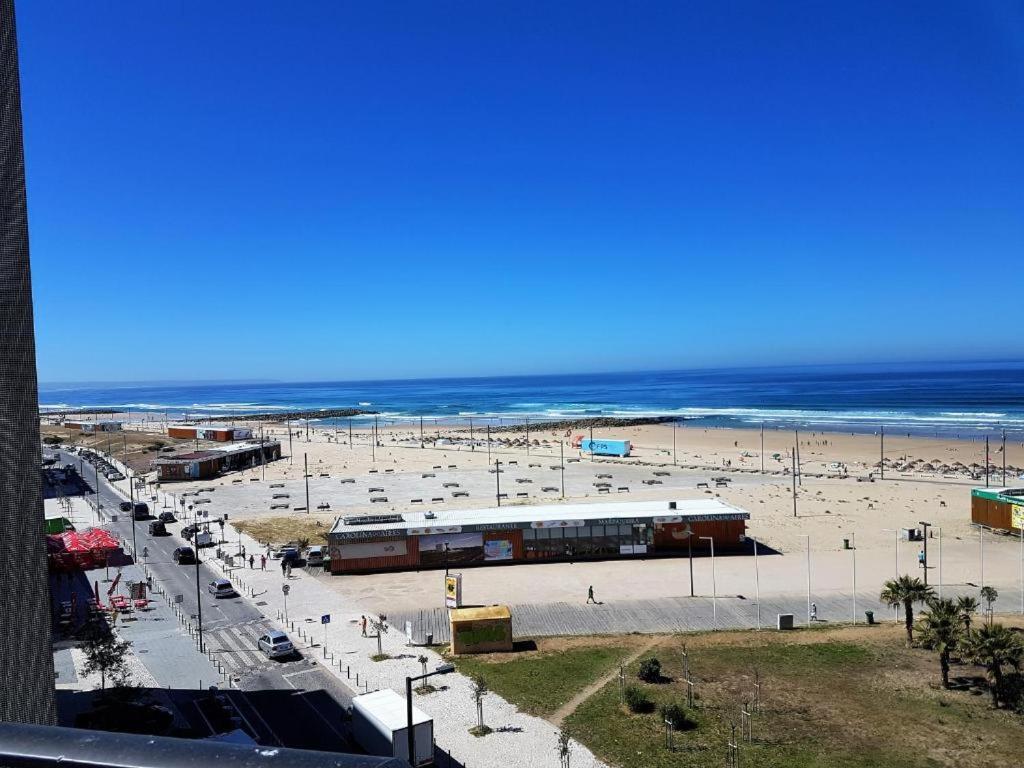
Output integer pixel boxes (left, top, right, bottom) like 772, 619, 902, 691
1013, 505, 1024, 531
338, 540, 408, 561
420, 532, 483, 566
484, 539, 513, 561
445, 574, 462, 608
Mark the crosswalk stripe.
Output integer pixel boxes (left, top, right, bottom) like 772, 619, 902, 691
208, 626, 265, 671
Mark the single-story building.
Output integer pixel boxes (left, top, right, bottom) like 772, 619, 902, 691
328, 498, 750, 574
155, 441, 281, 481
971, 487, 1024, 533
167, 424, 254, 442
64, 420, 122, 434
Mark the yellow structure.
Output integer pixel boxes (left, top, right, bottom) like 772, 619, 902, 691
449, 605, 513, 655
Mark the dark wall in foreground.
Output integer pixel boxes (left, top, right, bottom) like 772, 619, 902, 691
0, 0, 56, 724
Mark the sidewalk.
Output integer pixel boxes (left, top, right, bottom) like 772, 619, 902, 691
215, 523, 607, 768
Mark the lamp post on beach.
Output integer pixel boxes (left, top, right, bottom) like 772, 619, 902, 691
750, 535, 761, 631
918, 521, 931, 586
699, 536, 716, 629
494, 459, 502, 507
803, 535, 811, 626
560, 441, 565, 499
672, 423, 677, 466
850, 532, 857, 624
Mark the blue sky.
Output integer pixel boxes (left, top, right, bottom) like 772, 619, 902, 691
18, 2, 1024, 383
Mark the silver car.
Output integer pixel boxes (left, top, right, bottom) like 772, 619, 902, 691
257, 630, 294, 659
207, 578, 236, 598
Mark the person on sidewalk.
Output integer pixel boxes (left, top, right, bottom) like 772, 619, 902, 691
587, 585, 596, 604
260, 554, 266, 570
361, 615, 367, 637
281, 558, 287, 577
810, 602, 818, 622
248, 554, 255, 569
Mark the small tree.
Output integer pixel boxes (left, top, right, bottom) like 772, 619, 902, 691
879, 575, 934, 645
916, 598, 962, 688
556, 730, 572, 768
80, 624, 132, 691
368, 615, 389, 656
659, 701, 690, 730
980, 586, 999, 624
957, 595, 979, 633
623, 685, 651, 713
963, 623, 1024, 708
418, 655, 428, 676
638, 657, 662, 683
470, 673, 490, 735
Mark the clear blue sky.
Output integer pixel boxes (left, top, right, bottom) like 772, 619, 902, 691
18, 2, 1024, 383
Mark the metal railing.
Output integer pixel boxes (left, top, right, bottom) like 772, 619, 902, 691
0, 722, 408, 767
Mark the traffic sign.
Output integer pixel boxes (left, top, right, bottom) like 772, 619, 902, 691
321, 614, 330, 624
282, 584, 290, 595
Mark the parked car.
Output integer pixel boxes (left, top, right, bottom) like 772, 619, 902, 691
257, 630, 294, 659
305, 545, 325, 566
147, 521, 167, 536
172, 546, 196, 564
119, 501, 132, 512
207, 579, 236, 598
181, 524, 198, 540
158, 511, 176, 523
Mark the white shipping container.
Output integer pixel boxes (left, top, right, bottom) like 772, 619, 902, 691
352, 690, 433, 767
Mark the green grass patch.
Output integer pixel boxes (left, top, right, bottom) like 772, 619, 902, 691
452, 644, 630, 717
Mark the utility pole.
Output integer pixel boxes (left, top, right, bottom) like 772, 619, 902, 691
559, 440, 565, 499
985, 435, 990, 488
287, 419, 293, 463
469, 417, 473, 442
526, 417, 530, 456
349, 418, 353, 449
880, 425, 884, 479
486, 424, 491, 463
672, 423, 677, 466
794, 429, 801, 486
687, 531, 694, 597
304, 453, 310, 513
1003, 430, 1007, 486
760, 422, 764, 473
260, 424, 266, 481
495, 459, 502, 507
791, 448, 798, 517
419, 416, 423, 448
195, 542, 204, 653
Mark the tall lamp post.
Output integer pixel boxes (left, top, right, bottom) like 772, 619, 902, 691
699, 536, 716, 629
918, 521, 931, 586
195, 540, 204, 653
406, 664, 456, 764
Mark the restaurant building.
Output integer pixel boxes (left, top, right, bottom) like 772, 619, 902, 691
328, 498, 750, 574
971, 487, 1024, 533
155, 441, 280, 481
64, 420, 122, 434
167, 424, 254, 442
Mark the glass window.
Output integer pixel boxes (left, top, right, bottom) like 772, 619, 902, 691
549, 528, 563, 539
564, 527, 577, 539
536, 528, 549, 540
522, 528, 535, 540
591, 525, 604, 538
578, 526, 591, 538
620, 525, 633, 537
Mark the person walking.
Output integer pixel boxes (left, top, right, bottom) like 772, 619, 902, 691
281, 558, 287, 577
810, 602, 818, 622
586, 585, 596, 604
361, 615, 367, 637
260, 554, 266, 570
248, 554, 255, 569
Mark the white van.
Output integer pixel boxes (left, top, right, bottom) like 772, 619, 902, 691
305, 545, 325, 566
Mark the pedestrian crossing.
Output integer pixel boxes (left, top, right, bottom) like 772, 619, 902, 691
205, 620, 276, 675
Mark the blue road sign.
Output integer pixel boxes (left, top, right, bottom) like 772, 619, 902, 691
321, 614, 331, 624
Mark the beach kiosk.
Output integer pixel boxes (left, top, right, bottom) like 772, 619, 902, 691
449, 605, 513, 655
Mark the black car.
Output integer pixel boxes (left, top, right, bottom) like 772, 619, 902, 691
181, 524, 197, 540
172, 546, 195, 564
132, 502, 150, 520
158, 511, 176, 523
148, 521, 167, 536
119, 501, 132, 512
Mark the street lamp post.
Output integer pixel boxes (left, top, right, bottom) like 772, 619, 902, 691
494, 459, 502, 507
406, 664, 456, 764
751, 535, 761, 631
803, 535, 811, 626
195, 541, 204, 653
699, 536, 716, 629
980, 526, 985, 589
936, 526, 943, 598
918, 521, 931, 586
850, 532, 857, 624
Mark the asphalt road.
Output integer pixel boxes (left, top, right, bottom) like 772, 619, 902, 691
54, 448, 357, 753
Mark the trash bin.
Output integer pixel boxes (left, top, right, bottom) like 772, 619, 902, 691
425, 632, 434, 646
865, 610, 874, 625
842, 538, 850, 550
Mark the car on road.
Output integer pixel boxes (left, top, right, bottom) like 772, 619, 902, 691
305, 545, 325, 566
157, 511, 176, 523
207, 578, 237, 598
147, 520, 167, 536
132, 502, 150, 520
257, 630, 295, 659
181, 524, 198, 540
172, 546, 196, 564
119, 501, 132, 512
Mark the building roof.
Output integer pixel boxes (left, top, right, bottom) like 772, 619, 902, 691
155, 441, 279, 465
353, 689, 431, 728
450, 605, 511, 622
330, 498, 749, 539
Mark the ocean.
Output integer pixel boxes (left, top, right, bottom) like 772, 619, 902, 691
38, 362, 1024, 438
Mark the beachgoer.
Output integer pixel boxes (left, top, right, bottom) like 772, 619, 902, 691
810, 602, 818, 622
281, 559, 287, 576
587, 585, 596, 604
249, 554, 255, 569
260, 554, 266, 570
361, 615, 367, 637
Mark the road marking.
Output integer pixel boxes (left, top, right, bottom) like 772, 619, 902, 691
282, 667, 319, 680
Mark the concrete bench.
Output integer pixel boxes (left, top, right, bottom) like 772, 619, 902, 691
369, 487, 384, 493
643, 479, 662, 485
272, 493, 290, 499
508, 461, 517, 466
696, 482, 709, 488
319, 473, 330, 478
385, 469, 394, 473
433, 465, 442, 469
516, 492, 528, 498
452, 491, 469, 498
431, 497, 444, 503
270, 483, 285, 489
542, 486, 558, 492
598, 487, 610, 494
422, 473, 435, 478
317, 503, 330, 510
368, 469, 378, 474
653, 471, 670, 477
448, 465, 457, 469
618, 487, 629, 493
443, 482, 459, 488
339, 478, 355, 484
370, 496, 388, 503
270, 503, 289, 510
515, 478, 532, 484
410, 498, 423, 504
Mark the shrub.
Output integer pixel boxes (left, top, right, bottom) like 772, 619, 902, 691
624, 685, 652, 713
659, 701, 691, 730
638, 657, 662, 683
43, 435, 63, 445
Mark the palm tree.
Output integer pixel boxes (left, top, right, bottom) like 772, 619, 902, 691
916, 598, 962, 688
980, 586, 999, 624
957, 596, 979, 633
880, 575, 935, 645
962, 623, 1024, 708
